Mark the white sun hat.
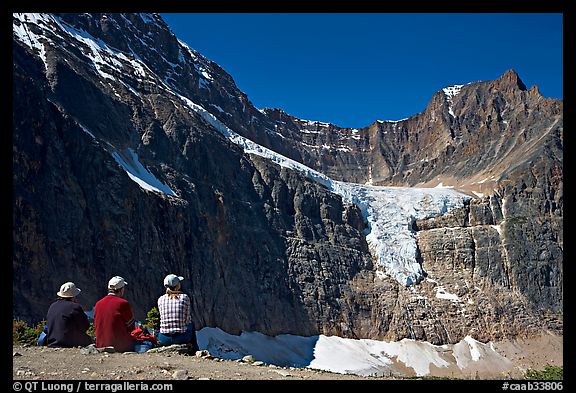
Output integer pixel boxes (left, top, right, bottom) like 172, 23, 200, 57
108, 276, 128, 290
57, 282, 81, 298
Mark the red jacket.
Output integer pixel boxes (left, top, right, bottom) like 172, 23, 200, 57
94, 294, 135, 352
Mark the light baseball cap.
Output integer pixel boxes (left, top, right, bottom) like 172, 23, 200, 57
108, 276, 128, 290
57, 282, 81, 298
163, 274, 184, 287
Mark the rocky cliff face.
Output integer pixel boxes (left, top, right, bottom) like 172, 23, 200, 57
13, 13, 562, 343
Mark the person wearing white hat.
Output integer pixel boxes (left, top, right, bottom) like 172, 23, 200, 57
156, 274, 199, 351
93, 276, 136, 352
45, 282, 93, 347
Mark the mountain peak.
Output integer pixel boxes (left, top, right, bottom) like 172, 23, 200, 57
497, 69, 527, 91
528, 84, 541, 96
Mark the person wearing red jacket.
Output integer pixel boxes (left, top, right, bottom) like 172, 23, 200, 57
94, 276, 136, 352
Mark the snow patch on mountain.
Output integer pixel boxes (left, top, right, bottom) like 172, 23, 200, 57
442, 84, 464, 117
14, 13, 158, 85
442, 84, 463, 99
377, 117, 409, 124
435, 286, 460, 301
111, 148, 176, 196
300, 119, 331, 127
13, 13, 51, 71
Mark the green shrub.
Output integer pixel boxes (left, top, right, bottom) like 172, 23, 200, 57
145, 306, 160, 331
525, 365, 563, 380
13, 319, 45, 345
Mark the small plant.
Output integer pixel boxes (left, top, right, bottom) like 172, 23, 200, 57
13, 319, 45, 345
525, 365, 563, 380
145, 306, 160, 331
87, 322, 95, 337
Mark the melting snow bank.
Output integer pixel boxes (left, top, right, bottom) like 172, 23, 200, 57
175, 91, 470, 287
197, 327, 513, 378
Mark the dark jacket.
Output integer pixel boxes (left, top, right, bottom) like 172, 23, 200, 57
46, 298, 92, 347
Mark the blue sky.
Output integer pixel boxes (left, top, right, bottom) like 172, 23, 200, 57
162, 13, 563, 129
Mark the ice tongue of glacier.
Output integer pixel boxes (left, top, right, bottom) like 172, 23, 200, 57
331, 181, 470, 286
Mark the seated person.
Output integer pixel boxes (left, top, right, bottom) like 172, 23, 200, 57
94, 276, 135, 352
157, 274, 199, 351
46, 282, 93, 347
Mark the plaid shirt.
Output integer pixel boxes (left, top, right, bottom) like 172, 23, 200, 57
158, 293, 191, 334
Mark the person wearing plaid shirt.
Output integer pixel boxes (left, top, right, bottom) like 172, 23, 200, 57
157, 274, 199, 351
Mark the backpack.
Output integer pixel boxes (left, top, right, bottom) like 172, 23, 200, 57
130, 326, 158, 345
